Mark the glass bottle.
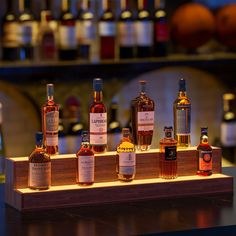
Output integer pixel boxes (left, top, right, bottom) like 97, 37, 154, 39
2, 0, 19, 61
76, 131, 95, 186
89, 78, 107, 153
173, 78, 191, 148
99, 0, 116, 59
28, 132, 51, 190
197, 127, 212, 176
136, 0, 153, 58
159, 126, 177, 179
117, 128, 135, 182
153, 0, 169, 57
131, 80, 155, 151
58, 0, 77, 60
0, 104, 5, 183
42, 84, 59, 155
118, 0, 135, 59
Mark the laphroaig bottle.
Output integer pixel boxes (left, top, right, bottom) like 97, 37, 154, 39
159, 126, 178, 179
197, 127, 212, 176
173, 78, 191, 148
76, 131, 95, 186
89, 78, 107, 153
42, 84, 59, 155
28, 132, 51, 190
131, 80, 155, 151
117, 128, 135, 182
0, 104, 5, 183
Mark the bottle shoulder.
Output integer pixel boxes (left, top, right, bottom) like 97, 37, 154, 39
117, 139, 135, 152
77, 147, 94, 156
174, 97, 191, 106
29, 149, 50, 162
90, 102, 106, 113
160, 137, 177, 146
197, 143, 212, 151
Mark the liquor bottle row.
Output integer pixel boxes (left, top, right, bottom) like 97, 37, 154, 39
2, 0, 169, 62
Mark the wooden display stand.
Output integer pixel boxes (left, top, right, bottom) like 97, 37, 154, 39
5, 147, 233, 211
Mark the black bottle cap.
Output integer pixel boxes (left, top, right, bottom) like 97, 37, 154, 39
139, 80, 146, 93
47, 84, 54, 97
164, 126, 173, 131
201, 127, 208, 135
179, 78, 186, 92
93, 78, 103, 91
36, 132, 43, 146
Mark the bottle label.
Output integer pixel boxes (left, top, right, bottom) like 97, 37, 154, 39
19, 23, 33, 45
59, 25, 77, 49
118, 22, 136, 46
90, 113, 107, 145
176, 105, 191, 134
165, 146, 177, 161
155, 22, 169, 42
137, 111, 154, 131
29, 162, 51, 188
46, 111, 59, 146
221, 122, 236, 146
119, 152, 136, 175
135, 21, 153, 46
76, 20, 96, 44
78, 155, 95, 183
99, 22, 116, 36
3, 22, 19, 47
198, 150, 212, 171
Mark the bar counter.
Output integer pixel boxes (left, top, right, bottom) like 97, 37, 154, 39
0, 167, 236, 236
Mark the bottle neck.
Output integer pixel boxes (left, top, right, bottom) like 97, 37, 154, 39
178, 91, 187, 98
138, 0, 148, 9
200, 134, 209, 144
47, 95, 54, 102
82, 0, 89, 10
165, 130, 172, 138
155, 0, 165, 9
121, 0, 128, 10
81, 141, 90, 148
94, 91, 103, 102
62, 0, 70, 12
102, 0, 109, 11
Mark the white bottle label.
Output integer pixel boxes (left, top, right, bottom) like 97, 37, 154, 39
76, 20, 96, 44
59, 25, 77, 49
118, 22, 136, 46
137, 111, 154, 131
135, 21, 153, 46
46, 111, 59, 146
78, 155, 95, 183
176, 105, 191, 135
3, 22, 19, 47
90, 113, 107, 145
221, 122, 236, 146
29, 162, 51, 188
99, 22, 116, 36
119, 152, 136, 175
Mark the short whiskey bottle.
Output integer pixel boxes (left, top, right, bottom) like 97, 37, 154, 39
89, 78, 107, 153
159, 126, 177, 179
76, 131, 95, 186
42, 84, 59, 155
28, 132, 51, 190
117, 128, 136, 182
131, 80, 155, 151
173, 78, 191, 148
197, 127, 212, 176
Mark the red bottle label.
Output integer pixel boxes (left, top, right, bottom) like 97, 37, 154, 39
155, 22, 169, 42
199, 150, 212, 171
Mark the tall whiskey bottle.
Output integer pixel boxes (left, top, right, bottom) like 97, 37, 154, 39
89, 78, 107, 153
131, 80, 155, 151
117, 128, 135, 182
159, 126, 177, 179
42, 84, 59, 155
28, 132, 51, 190
2, 0, 19, 61
173, 78, 191, 148
197, 127, 212, 176
118, 0, 135, 59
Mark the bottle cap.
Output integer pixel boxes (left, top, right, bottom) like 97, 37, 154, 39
81, 131, 89, 142
47, 84, 54, 97
93, 78, 103, 91
164, 126, 173, 131
179, 78, 186, 92
139, 80, 146, 93
36, 132, 43, 146
201, 127, 208, 135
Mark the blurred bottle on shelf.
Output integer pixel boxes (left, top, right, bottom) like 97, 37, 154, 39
98, 0, 116, 59
108, 101, 122, 151
0, 104, 5, 183
136, 0, 153, 58
2, 0, 19, 61
153, 0, 169, 57
58, 106, 67, 154
58, 0, 77, 60
220, 93, 236, 163
118, 0, 136, 59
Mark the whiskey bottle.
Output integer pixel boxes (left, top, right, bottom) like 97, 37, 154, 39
76, 131, 95, 186
89, 78, 107, 153
28, 132, 51, 190
0, 104, 5, 183
117, 128, 135, 182
173, 78, 191, 148
131, 80, 155, 151
42, 84, 59, 155
136, 0, 153, 58
197, 127, 212, 176
159, 126, 177, 179
99, 0, 116, 59
118, 0, 136, 59
153, 0, 169, 57
2, 0, 19, 61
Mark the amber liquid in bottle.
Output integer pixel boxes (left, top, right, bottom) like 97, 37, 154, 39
28, 132, 51, 190
117, 128, 136, 182
89, 78, 107, 153
197, 127, 212, 176
159, 126, 177, 179
42, 84, 59, 155
76, 131, 94, 186
173, 78, 191, 148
